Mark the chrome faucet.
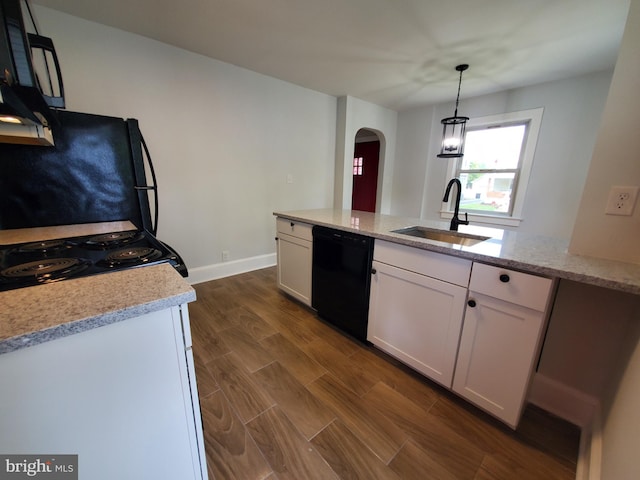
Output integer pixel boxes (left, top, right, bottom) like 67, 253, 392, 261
443, 178, 469, 231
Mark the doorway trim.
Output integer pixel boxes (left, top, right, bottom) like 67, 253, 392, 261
333, 96, 397, 213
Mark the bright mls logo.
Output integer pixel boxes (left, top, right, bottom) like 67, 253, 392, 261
0, 455, 77, 479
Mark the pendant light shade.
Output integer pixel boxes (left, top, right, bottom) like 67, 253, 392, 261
437, 64, 469, 158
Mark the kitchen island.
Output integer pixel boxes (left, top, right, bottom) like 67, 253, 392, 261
274, 208, 640, 432
0, 224, 207, 480
274, 208, 640, 295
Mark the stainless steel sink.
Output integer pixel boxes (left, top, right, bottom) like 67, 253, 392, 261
391, 226, 490, 246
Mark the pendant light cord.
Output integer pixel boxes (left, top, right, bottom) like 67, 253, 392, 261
453, 69, 463, 118
452, 64, 469, 118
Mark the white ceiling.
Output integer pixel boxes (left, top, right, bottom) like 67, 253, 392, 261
33, 0, 631, 111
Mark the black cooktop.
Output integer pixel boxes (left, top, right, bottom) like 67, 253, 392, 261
0, 230, 187, 292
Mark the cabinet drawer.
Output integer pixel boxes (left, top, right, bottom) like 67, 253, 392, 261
374, 240, 471, 287
276, 218, 313, 241
469, 263, 552, 311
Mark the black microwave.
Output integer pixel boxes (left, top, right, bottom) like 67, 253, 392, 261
0, 0, 64, 143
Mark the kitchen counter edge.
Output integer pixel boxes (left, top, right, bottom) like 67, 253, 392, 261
0, 263, 196, 355
274, 209, 640, 296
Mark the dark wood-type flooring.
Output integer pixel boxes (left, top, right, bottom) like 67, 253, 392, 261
189, 267, 580, 479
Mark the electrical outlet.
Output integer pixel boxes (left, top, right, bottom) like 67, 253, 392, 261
222, 250, 230, 262
605, 186, 639, 216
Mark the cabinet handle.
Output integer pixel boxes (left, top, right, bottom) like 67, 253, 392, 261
499, 274, 510, 283
371, 268, 377, 275
467, 299, 476, 307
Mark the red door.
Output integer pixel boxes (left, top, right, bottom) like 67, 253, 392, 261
351, 140, 380, 212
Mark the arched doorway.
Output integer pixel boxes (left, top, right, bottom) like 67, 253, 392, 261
352, 128, 380, 212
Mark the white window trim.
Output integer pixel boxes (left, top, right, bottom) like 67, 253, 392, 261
440, 107, 544, 228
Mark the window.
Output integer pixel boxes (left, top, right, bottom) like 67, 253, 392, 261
353, 157, 363, 176
458, 124, 525, 215
442, 108, 543, 227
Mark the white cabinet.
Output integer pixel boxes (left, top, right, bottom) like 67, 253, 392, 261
368, 240, 471, 388
368, 240, 555, 428
453, 263, 554, 428
276, 217, 313, 306
0, 305, 207, 480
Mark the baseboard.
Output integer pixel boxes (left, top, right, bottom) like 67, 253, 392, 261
528, 373, 602, 480
528, 373, 599, 428
575, 409, 602, 480
187, 253, 276, 285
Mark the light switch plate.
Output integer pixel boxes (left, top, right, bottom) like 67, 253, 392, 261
605, 186, 639, 216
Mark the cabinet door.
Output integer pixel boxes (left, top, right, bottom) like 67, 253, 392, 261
276, 232, 312, 306
0, 307, 204, 479
453, 292, 546, 428
368, 261, 467, 388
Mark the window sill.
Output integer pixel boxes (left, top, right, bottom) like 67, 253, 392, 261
440, 210, 522, 228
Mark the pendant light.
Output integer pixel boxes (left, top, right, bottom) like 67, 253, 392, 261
437, 64, 469, 158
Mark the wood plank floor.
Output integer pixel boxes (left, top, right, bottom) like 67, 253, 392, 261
189, 267, 580, 480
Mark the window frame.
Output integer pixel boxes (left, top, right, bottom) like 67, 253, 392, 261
440, 108, 544, 227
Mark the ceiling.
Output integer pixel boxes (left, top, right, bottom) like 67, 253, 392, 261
32, 0, 631, 111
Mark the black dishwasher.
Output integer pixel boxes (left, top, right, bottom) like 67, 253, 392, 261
312, 225, 374, 342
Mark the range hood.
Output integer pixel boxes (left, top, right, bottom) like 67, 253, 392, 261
0, 0, 64, 146
0, 83, 54, 145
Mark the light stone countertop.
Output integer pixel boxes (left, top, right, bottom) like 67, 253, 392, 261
274, 208, 640, 296
0, 263, 195, 355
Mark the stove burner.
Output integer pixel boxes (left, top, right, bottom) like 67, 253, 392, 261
16, 240, 70, 254
103, 247, 162, 266
79, 231, 144, 249
0, 257, 89, 281
0, 229, 187, 292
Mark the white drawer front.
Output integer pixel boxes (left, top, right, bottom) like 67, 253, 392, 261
469, 263, 552, 311
276, 217, 313, 241
374, 240, 471, 287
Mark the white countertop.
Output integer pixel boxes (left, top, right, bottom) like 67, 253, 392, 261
0, 222, 195, 355
0, 263, 195, 355
274, 209, 640, 296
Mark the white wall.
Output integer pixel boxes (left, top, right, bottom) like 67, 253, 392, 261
572, 1, 640, 478
392, 107, 435, 218
393, 70, 613, 239
34, 6, 337, 282
600, 313, 640, 479
570, 0, 640, 264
